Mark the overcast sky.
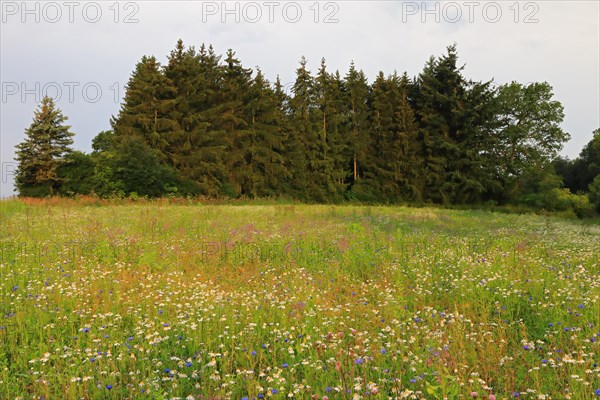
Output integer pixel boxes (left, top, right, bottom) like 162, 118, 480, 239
1, 0, 599, 197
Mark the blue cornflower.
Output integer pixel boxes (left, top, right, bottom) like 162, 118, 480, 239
355, 358, 363, 364
165, 368, 170, 373
282, 363, 289, 368
106, 385, 113, 390
380, 348, 387, 355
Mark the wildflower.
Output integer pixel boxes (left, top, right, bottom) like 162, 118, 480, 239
470, 392, 478, 398
489, 396, 496, 400
355, 358, 363, 365
106, 384, 113, 390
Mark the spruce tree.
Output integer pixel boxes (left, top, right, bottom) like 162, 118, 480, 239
217, 49, 254, 196
314, 59, 346, 199
391, 73, 422, 201
344, 62, 370, 186
111, 55, 178, 163
365, 71, 399, 201
243, 69, 289, 197
15, 96, 75, 196
414, 45, 487, 203
289, 56, 330, 201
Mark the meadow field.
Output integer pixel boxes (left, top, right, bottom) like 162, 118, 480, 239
1, 199, 598, 400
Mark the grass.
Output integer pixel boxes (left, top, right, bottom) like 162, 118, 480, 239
0, 199, 598, 399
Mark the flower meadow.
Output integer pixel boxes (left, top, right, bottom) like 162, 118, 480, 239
1, 199, 599, 399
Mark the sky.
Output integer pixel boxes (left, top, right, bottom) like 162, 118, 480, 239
1, 0, 599, 197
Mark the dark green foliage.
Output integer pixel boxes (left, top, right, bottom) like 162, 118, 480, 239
343, 63, 370, 186
109, 136, 175, 197
57, 151, 96, 195
554, 129, 600, 194
588, 175, 600, 212
244, 69, 289, 197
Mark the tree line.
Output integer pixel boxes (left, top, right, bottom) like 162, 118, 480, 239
14, 41, 600, 215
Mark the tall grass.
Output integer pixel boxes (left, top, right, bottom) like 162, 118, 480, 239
0, 200, 598, 399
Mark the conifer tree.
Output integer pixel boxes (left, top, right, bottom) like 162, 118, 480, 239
289, 56, 323, 200
15, 96, 75, 196
365, 71, 399, 201
243, 69, 289, 197
111, 55, 178, 163
314, 59, 347, 199
414, 45, 486, 203
216, 49, 254, 196
344, 62, 370, 186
